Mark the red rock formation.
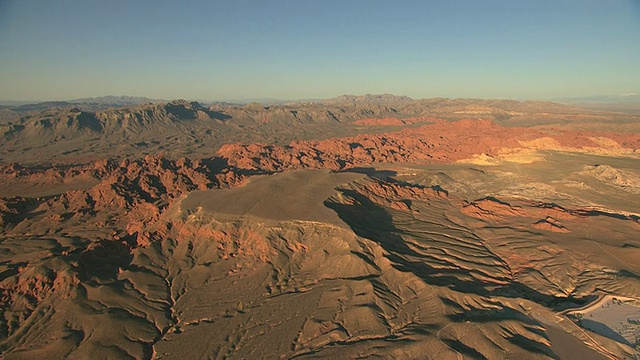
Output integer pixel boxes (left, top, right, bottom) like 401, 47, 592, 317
460, 197, 589, 232
217, 120, 530, 172
462, 198, 526, 222
218, 119, 640, 174
532, 217, 570, 233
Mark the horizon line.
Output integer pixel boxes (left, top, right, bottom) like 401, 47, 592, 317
2, 92, 639, 106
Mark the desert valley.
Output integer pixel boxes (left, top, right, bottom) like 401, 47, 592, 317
0, 95, 638, 359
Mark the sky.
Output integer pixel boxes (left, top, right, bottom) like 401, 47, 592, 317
0, 0, 639, 101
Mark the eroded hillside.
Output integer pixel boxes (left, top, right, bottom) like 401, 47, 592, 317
0, 99, 639, 359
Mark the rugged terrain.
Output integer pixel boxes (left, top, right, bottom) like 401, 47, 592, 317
0, 95, 639, 359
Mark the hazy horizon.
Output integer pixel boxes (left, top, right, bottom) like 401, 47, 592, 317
3, 92, 640, 107
1, 1, 639, 101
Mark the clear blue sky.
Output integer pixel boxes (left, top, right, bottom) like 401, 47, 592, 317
1, 0, 639, 101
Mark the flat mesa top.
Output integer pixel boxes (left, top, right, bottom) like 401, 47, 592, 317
180, 169, 366, 227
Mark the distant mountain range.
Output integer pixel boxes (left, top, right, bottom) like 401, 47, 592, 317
555, 94, 640, 112
3, 93, 640, 117
0, 95, 163, 106
556, 94, 640, 104
4, 93, 640, 163
0, 96, 163, 113
323, 93, 414, 104
68, 95, 162, 106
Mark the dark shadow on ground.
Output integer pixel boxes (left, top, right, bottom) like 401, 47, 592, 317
580, 320, 633, 346
323, 181, 578, 357
324, 185, 597, 311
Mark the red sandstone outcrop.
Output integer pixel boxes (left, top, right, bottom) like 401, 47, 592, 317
218, 119, 640, 173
